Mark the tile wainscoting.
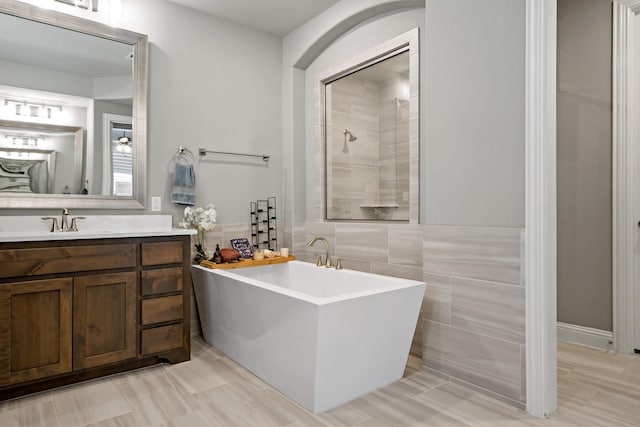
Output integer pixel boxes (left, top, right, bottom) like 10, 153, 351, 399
188, 222, 284, 338
188, 221, 525, 408
293, 222, 526, 408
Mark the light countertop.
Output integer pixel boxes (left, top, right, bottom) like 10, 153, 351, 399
0, 215, 196, 243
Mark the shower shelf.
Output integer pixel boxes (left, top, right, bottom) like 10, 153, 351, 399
359, 203, 399, 208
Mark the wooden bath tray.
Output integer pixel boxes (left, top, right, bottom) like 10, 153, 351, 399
200, 255, 296, 270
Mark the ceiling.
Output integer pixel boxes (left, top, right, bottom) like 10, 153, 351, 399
353, 51, 409, 83
166, 0, 340, 36
0, 12, 133, 78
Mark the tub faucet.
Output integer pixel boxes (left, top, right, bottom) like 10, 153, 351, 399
306, 236, 333, 268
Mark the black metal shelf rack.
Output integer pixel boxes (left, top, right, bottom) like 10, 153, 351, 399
250, 196, 277, 251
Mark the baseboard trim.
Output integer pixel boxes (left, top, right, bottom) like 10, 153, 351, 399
557, 322, 613, 351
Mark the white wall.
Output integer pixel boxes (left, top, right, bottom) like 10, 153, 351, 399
47, 134, 76, 193
425, 0, 525, 227
0, 0, 283, 224
93, 75, 133, 100
0, 58, 94, 97
304, 9, 425, 222
121, 0, 283, 223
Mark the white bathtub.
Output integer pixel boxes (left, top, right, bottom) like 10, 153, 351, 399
190, 260, 425, 413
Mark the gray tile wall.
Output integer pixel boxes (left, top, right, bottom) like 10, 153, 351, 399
189, 222, 284, 337
294, 221, 526, 408
327, 77, 381, 220
191, 221, 526, 408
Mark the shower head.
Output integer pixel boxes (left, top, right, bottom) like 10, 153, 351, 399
342, 129, 357, 153
343, 129, 357, 141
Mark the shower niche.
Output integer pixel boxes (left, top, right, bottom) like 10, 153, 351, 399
320, 29, 419, 222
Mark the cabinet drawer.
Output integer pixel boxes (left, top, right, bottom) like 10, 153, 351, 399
141, 241, 183, 266
141, 295, 183, 325
140, 324, 183, 356
0, 244, 136, 278
140, 268, 183, 296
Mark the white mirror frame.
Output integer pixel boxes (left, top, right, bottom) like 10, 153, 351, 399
0, 0, 148, 209
315, 28, 420, 224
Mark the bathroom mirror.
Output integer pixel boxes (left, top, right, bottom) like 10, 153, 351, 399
320, 29, 419, 222
0, 0, 148, 209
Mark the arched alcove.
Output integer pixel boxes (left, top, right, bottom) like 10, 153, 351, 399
283, 1, 425, 227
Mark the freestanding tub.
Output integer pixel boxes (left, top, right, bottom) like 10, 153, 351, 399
190, 260, 425, 413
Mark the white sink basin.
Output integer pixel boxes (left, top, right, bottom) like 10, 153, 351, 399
0, 215, 195, 242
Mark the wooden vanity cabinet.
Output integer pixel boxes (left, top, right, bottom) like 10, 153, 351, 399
0, 278, 72, 386
0, 235, 191, 400
73, 271, 137, 370
139, 240, 190, 361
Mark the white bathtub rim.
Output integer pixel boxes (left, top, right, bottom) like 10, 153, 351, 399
191, 261, 425, 306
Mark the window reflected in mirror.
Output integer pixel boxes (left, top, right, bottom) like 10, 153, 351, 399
324, 50, 412, 221
102, 113, 133, 197
111, 122, 133, 196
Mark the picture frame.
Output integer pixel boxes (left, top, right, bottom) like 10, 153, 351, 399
230, 237, 253, 259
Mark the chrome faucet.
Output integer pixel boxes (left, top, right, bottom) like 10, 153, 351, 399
41, 216, 59, 232
306, 236, 333, 268
61, 208, 70, 231
69, 216, 86, 231
42, 208, 85, 232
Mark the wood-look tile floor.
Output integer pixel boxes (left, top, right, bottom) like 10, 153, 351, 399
1, 339, 639, 426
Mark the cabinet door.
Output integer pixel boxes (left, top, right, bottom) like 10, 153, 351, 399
0, 278, 72, 386
74, 272, 137, 370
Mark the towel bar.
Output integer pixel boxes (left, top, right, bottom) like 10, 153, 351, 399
198, 148, 269, 162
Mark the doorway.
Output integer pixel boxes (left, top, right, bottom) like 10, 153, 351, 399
632, 8, 640, 354
612, 0, 640, 355
556, 0, 613, 349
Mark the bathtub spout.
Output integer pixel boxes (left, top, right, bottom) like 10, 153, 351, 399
306, 236, 332, 268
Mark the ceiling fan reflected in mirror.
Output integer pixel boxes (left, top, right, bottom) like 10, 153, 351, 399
116, 130, 132, 153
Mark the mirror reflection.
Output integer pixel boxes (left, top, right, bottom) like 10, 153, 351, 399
0, 10, 133, 196
0, 119, 83, 194
106, 118, 133, 196
325, 51, 411, 221
0, 1, 147, 209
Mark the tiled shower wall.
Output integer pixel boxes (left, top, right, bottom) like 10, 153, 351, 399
379, 81, 410, 217
292, 222, 526, 408
327, 76, 381, 220
327, 75, 410, 221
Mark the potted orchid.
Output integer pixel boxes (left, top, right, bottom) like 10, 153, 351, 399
180, 204, 217, 262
